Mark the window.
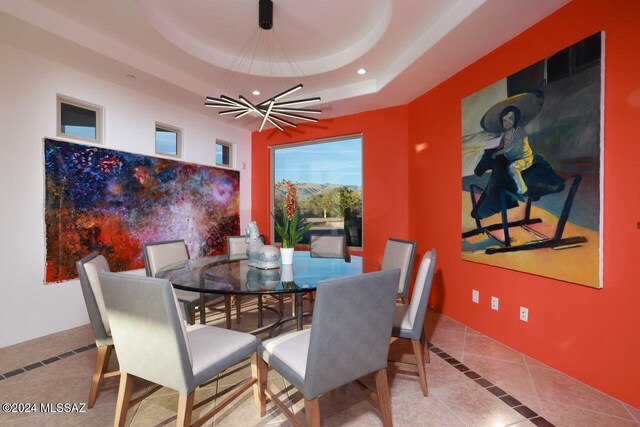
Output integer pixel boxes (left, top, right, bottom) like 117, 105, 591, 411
57, 95, 103, 144
216, 140, 233, 167
272, 135, 363, 247
155, 123, 182, 157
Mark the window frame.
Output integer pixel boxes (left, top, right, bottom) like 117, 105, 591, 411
56, 94, 104, 145
155, 122, 183, 159
269, 134, 364, 250
215, 139, 234, 168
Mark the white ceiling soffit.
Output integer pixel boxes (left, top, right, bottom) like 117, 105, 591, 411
0, 0, 570, 130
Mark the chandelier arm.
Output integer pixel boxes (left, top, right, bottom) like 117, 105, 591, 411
272, 97, 321, 108
238, 96, 284, 131
270, 111, 318, 122
259, 100, 276, 132
257, 84, 303, 107
219, 108, 250, 115
267, 114, 297, 128
271, 107, 322, 114
235, 110, 253, 119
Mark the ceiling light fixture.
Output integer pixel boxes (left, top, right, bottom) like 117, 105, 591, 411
204, 0, 321, 132
252, 90, 261, 96
357, 68, 367, 75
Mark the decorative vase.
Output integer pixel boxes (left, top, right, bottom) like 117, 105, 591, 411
280, 247, 294, 265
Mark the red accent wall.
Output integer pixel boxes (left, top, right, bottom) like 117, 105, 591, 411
408, 0, 640, 408
252, 0, 640, 407
251, 105, 410, 262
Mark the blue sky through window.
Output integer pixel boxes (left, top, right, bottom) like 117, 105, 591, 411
63, 125, 95, 139
274, 137, 362, 186
156, 129, 177, 155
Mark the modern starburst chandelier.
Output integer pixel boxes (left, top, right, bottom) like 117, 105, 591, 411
204, 0, 321, 132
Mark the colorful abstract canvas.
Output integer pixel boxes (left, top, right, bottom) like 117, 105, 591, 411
44, 138, 240, 283
461, 32, 603, 288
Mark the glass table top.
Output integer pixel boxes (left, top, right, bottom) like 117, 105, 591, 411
156, 252, 379, 295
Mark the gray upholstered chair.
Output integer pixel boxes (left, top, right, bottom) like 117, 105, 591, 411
142, 239, 202, 325
391, 249, 437, 397
309, 234, 346, 258
98, 272, 260, 427
76, 253, 120, 408
256, 269, 401, 427
381, 238, 417, 303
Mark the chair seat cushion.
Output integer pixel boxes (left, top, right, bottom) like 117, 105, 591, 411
188, 324, 259, 387
174, 288, 200, 306
258, 330, 310, 391
392, 303, 412, 332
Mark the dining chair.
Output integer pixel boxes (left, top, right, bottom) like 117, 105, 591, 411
309, 234, 346, 258
390, 249, 437, 396
256, 269, 401, 427
381, 238, 417, 303
76, 253, 120, 408
143, 239, 227, 326
227, 234, 284, 326
98, 271, 261, 427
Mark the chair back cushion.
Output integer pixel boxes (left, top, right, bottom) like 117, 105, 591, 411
98, 272, 194, 392
406, 250, 437, 337
381, 238, 417, 297
309, 235, 345, 258
76, 253, 112, 343
143, 240, 189, 277
303, 269, 400, 398
227, 235, 248, 258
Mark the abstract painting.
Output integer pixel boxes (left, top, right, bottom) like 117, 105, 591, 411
44, 138, 240, 283
461, 32, 603, 288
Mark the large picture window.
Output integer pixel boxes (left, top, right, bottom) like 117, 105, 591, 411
272, 135, 363, 247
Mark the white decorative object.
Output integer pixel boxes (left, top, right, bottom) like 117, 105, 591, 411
246, 221, 280, 269
280, 247, 294, 265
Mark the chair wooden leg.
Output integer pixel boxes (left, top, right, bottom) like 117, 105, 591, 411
176, 391, 194, 427
304, 397, 321, 427
224, 295, 232, 329
375, 368, 393, 427
421, 334, 430, 364
412, 339, 429, 396
114, 372, 134, 427
88, 344, 113, 408
254, 354, 267, 416
188, 307, 196, 325
235, 296, 242, 324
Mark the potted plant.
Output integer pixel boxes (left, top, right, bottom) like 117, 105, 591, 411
273, 179, 312, 264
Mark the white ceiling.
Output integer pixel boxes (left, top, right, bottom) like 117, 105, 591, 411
0, 0, 570, 131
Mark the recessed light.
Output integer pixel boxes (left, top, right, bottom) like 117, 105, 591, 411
357, 68, 367, 75
252, 90, 261, 96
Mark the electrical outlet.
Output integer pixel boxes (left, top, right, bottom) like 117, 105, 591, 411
491, 296, 499, 311
520, 306, 529, 322
472, 290, 479, 303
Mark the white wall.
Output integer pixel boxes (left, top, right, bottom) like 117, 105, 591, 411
0, 42, 251, 347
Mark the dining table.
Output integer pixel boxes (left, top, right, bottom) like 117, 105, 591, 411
155, 251, 380, 336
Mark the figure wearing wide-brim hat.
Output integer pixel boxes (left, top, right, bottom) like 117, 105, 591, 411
480, 91, 545, 133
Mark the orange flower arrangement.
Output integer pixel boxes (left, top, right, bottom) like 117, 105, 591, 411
273, 179, 312, 248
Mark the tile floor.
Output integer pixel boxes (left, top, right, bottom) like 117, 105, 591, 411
0, 299, 638, 426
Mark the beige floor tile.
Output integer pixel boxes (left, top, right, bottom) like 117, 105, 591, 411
213, 380, 290, 426
506, 389, 545, 418
390, 391, 467, 427
0, 325, 93, 374
425, 311, 466, 335
462, 353, 537, 396
539, 398, 639, 427
523, 355, 553, 370
625, 403, 640, 423
464, 333, 524, 364
321, 400, 384, 427
430, 380, 526, 427
529, 365, 632, 420
429, 328, 466, 359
